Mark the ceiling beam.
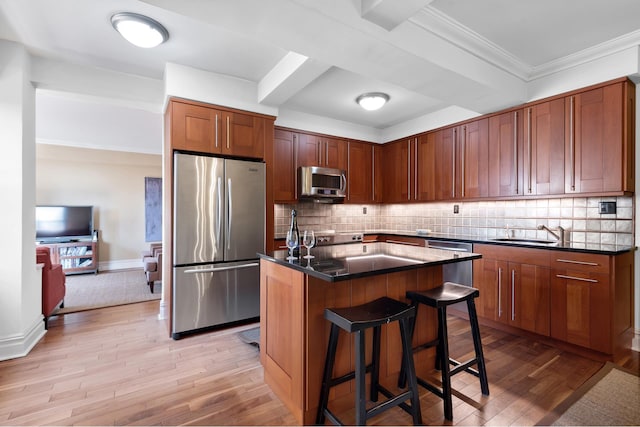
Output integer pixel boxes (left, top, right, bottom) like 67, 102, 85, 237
360, 0, 435, 31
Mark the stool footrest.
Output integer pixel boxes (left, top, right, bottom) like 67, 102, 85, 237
449, 357, 480, 378
370, 386, 416, 420
416, 376, 444, 399
322, 408, 344, 426
412, 338, 439, 354
327, 364, 374, 389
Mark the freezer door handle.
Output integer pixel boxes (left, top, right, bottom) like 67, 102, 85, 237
217, 177, 223, 251
183, 262, 259, 274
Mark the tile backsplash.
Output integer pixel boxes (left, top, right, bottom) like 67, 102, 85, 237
275, 196, 635, 246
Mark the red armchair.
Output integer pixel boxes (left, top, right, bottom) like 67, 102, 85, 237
36, 246, 66, 327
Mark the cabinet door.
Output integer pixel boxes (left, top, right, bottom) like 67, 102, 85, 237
382, 139, 411, 203
171, 101, 221, 154
459, 118, 489, 199
324, 138, 348, 170
296, 133, 321, 167
510, 263, 550, 335
525, 99, 565, 195
434, 127, 456, 201
273, 128, 296, 202
488, 110, 523, 197
223, 112, 265, 159
550, 270, 610, 353
567, 83, 625, 194
372, 144, 384, 203
347, 141, 372, 203
473, 255, 503, 322
416, 133, 436, 201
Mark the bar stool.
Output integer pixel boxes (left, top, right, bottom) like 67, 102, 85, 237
316, 297, 422, 426
399, 282, 489, 421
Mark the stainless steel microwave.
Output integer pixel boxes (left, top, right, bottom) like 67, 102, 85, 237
297, 166, 346, 201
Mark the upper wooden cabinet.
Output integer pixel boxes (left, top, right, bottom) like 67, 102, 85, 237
273, 128, 296, 203
382, 138, 414, 203
168, 98, 269, 159
458, 118, 490, 199
296, 133, 347, 171
347, 140, 372, 203
565, 80, 635, 195
488, 109, 523, 197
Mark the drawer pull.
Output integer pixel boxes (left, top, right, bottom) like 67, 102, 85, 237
387, 239, 421, 246
556, 259, 599, 266
556, 274, 598, 283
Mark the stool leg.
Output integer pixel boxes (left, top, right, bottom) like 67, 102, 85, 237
400, 316, 423, 425
370, 326, 381, 402
437, 306, 453, 421
398, 300, 418, 389
355, 330, 367, 426
468, 298, 490, 395
316, 324, 340, 425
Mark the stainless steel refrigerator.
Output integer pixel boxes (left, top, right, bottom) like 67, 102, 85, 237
172, 152, 265, 339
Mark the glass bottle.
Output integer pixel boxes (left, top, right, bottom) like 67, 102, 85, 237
289, 209, 300, 256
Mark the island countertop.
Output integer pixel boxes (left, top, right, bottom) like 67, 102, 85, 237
258, 242, 481, 282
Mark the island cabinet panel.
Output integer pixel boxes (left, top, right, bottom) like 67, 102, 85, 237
259, 260, 305, 421
260, 258, 444, 425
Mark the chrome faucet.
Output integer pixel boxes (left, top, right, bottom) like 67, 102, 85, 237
537, 224, 565, 245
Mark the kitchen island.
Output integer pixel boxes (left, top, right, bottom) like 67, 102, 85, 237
258, 242, 481, 425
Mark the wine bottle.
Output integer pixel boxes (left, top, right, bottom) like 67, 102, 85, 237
289, 209, 300, 256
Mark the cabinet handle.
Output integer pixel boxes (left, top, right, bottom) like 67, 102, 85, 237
226, 116, 230, 149
569, 96, 575, 191
514, 111, 519, 194
407, 139, 411, 201
511, 269, 515, 321
325, 141, 329, 166
555, 274, 598, 283
414, 138, 418, 200
556, 258, 599, 266
498, 267, 503, 318
293, 134, 298, 198
387, 239, 421, 246
215, 114, 219, 148
527, 108, 532, 193
452, 128, 456, 198
460, 126, 466, 197
371, 145, 376, 200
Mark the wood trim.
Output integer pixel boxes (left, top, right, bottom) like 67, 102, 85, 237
167, 96, 276, 121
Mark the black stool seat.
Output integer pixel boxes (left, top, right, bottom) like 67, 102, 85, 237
317, 297, 422, 426
400, 282, 489, 421
408, 282, 479, 308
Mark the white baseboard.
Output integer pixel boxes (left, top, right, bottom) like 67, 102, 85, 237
0, 316, 46, 362
632, 328, 640, 353
98, 258, 142, 272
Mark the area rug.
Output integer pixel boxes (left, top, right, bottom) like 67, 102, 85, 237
53, 269, 161, 314
238, 326, 260, 348
537, 362, 640, 426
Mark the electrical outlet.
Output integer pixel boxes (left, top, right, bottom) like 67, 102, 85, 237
599, 201, 616, 214
453, 204, 459, 214
362, 207, 367, 214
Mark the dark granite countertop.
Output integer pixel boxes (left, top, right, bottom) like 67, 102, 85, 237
367, 230, 635, 255
258, 242, 481, 282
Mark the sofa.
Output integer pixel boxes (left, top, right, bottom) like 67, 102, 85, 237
36, 246, 66, 328
142, 243, 162, 293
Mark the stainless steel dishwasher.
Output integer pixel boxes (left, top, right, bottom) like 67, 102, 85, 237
425, 239, 474, 313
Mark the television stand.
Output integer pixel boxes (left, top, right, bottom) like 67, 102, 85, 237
36, 239, 99, 275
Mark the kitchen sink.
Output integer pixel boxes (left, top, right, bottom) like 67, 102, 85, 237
491, 238, 557, 245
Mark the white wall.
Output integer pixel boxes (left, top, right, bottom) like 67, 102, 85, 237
0, 41, 44, 361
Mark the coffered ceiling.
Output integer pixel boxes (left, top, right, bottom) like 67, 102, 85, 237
2, 0, 640, 152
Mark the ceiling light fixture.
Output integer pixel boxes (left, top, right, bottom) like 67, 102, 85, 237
355, 92, 390, 111
111, 12, 169, 48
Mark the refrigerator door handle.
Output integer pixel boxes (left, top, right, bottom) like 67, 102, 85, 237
227, 178, 233, 250
184, 262, 259, 274
217, 177, 223, 251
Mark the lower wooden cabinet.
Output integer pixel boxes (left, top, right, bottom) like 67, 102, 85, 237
473, 244, 633, 356
473, 244, 550, 336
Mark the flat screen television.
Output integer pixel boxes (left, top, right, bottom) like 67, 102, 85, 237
36, 205, 94, 243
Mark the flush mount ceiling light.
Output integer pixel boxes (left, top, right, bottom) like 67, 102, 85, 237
111, 12, 169, 48
355, 92, 390, 111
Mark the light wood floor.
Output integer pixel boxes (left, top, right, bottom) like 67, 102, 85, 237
1, 301, 637, 426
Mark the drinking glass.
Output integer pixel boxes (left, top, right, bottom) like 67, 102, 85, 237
302, 230, 315, 259
286, 229, 299, 261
